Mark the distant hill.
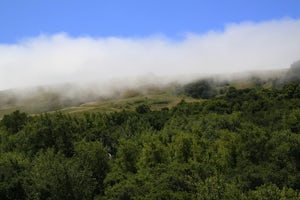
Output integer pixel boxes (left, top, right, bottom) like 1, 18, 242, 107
0, 67, 294, 117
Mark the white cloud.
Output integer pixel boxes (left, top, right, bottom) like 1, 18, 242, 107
0, 18, 300, 90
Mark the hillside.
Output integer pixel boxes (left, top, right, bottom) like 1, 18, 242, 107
0, 68, 291, 118
0, 81, 299, 199
0, 64, 299, 199
60, 91, 200, 114
0, 84, 193, 118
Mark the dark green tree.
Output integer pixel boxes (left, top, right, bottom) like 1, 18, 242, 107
1, 110, 28, 134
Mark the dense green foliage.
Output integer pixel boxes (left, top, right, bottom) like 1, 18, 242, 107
183, 80, 218, 99
1, 83, 300, 199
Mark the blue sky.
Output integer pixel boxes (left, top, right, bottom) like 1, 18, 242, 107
1, 0, 300, 43
0, 0, 300, 90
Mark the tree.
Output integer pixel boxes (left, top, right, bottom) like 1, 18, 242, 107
137, 135, 170, 169
115, 138, 140, 173
21, 113, 78, 157
74, 140, 110, 195
135, 104, 151, 114
184, 80, 217, 99
173, 133, 193, 163
0, 152, 29, 200
1, 110, 28, 134
197, 176, 242, 200
25, 149, 96, 200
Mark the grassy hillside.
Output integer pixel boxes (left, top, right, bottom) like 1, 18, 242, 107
0, 86, 195, 118
0, 68, 292, 118
60, 91, 200, 115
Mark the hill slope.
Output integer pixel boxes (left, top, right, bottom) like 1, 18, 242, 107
0, 67, 294, 117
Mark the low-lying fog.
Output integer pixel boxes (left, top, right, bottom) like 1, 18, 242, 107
0, 18, 299, 93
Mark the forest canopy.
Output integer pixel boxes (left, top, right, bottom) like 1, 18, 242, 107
0, 82, 300, 199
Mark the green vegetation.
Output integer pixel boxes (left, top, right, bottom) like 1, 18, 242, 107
60, 91, 199, 115
1, 82, 300, 199
0, 86, 198, 118
183, 79, 218, 99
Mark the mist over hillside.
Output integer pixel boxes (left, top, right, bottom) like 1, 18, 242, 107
1, 69, 300, 199
285, 60, 300, 83
0, 61, 298, 117
0, 18, 299, 116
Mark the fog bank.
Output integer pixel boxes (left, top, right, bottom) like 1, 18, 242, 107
0, 18, 300, 90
